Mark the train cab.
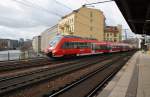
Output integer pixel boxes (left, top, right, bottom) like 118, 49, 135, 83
44, 35, 62, 57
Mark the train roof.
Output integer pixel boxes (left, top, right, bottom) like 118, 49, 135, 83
55, 35, 132, 46
57, 35, 97, 40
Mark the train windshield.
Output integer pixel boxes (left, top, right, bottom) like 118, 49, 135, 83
49, 36, 61, 47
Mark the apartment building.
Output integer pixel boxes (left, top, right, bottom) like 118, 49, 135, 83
58, 6, 105, 41
104, 25, 122, 42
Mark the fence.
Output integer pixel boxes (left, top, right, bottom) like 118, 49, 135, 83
0, 50, 45, 61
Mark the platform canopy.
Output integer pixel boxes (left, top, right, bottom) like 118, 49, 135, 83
114, 0, 150, 35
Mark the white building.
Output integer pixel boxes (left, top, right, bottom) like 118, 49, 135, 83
41, 25, 58, 52
32, 36, 41, 53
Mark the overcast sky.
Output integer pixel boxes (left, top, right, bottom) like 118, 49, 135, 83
0, 0, 135, 40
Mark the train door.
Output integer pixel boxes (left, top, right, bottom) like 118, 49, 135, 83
91, 43, 96, 54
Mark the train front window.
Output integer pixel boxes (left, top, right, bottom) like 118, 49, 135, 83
49, 36, 61, 47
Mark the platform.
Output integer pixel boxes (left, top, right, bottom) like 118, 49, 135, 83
97, 51, 150, 97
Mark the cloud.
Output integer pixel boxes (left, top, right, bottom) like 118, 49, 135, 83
0, 0, 134, 39
0, 25, 49, 39
0, 0, 71, 39
0, 0, 63, 28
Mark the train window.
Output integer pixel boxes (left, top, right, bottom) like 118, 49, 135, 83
84, 43, 89, 48
100, 45, 105, 50
62, 42, 69, 49
80, 43, 84, 48
107, 45, 112, 50
73, 42, 78, 48
62, 42, 77, 49
95, 45, 111, 50
62, 42, 91, 49
49, 36, 61, 47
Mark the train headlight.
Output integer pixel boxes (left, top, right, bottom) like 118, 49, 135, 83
48, 47, 53, 50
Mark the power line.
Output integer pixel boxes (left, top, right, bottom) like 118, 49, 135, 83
13, 0, 63, 17
52, 1, 104, 23
13, 0, 105, 30
13, 0, 93, 24
54, 0, 73, 11
84, 0, 114, 6
24, 0, 63, 17
15, 0, 97, 28
28, 0, 101, 23
85, 0, 90, 4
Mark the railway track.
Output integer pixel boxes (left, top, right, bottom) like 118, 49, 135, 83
0, 53, 121, 96
0, 56, 47, 64
0, 56, 90, 72
0, 57, 49, 72
0, 55, 104, 79
43, 51, 135, 97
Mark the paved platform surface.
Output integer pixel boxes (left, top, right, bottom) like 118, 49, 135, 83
97, 51, 150, 97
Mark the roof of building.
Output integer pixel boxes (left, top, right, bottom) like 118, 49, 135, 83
62, 5, 103, 19
104, 26, 119, 33
56, 35, 97, 40
41, 24, 58, 35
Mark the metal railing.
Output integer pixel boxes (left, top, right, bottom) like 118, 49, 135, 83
0, 50, 45, 61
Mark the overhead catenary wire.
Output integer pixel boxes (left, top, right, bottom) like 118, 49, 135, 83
16, 0, 102, 22
15, 0, 99, 23
85, 0, 90, 3
54, 0, 73, 11
84, 0, 114, 6
19, 1, 95, 29
13, 0, 63, 17
13, 0, 104, 31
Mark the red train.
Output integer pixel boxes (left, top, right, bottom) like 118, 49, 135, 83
44, 35, 133, 58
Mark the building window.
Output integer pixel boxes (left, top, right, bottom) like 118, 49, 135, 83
90, 19, 93, 22
114, 33, 117, 37
107, 33, 109, 37
72, 26, 74, 32
110, 38, 112, 41
71, 26, 73, 32
90, 11, 93, 17
90, 26, 93, 31
69, 27, 71, 32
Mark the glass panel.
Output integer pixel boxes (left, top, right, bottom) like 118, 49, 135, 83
49, 36, 61, 47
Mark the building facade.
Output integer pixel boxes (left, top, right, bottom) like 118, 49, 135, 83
123, 38, 141, 49
58, 6, 105, 41
32, 36, 41, 53
0, 39, 19, 50
104, 25, 122, 42
41, 25, 58, 51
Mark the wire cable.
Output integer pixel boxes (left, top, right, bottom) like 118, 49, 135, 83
13, 0, 63, 17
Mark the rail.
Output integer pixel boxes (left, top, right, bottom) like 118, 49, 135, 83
43, 51, 135, 97
0, 53, 118, 96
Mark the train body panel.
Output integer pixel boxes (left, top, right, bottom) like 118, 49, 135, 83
44, 35, 133, 58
